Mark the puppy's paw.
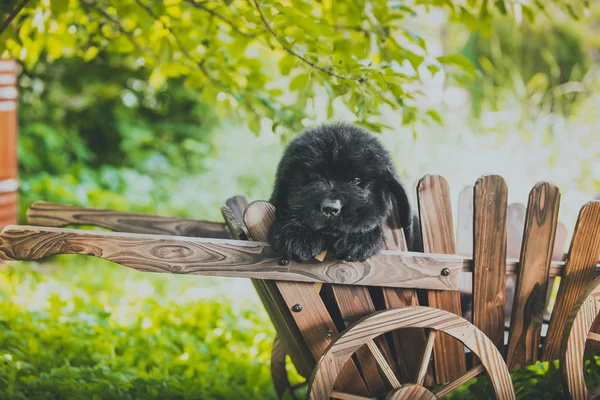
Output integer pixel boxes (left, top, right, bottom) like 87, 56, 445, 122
269, 219, 325, 262
333, 226, 384, 262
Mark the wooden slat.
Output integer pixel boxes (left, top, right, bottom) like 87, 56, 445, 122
221, 199, 315, 379
225, 196, 250, 239
27, 201, 231, 238
381, 201, 428, 383
0, 225, 463, 290
542, 200, 600, 361
506, 182, 560, 371
456, 185, 474, 322
473, 175, 508, 354
244, 201, 370, 396
417, 175, 467, 383
329, 284, 396, 395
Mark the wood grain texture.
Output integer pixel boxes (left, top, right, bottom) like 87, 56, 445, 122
542, 201, 600, 362
417, 175, 467, 383
307, 306, 515, 400
473, 175, 508, 354
381, 200, 428, 384
28, 201, 231, 238
244, 201, 370, 396
387, 385, 436, 400
506, 183, 560, 371
329, 283, 396, 395
221, 197, 314, 381
224, 199, 316, 380
225, 196, 250, 239
0, 225, 463, 290
560, 275, 600, 400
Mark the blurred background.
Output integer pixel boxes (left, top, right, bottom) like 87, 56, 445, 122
0, 0, 599, 398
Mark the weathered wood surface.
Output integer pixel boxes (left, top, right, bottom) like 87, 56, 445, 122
244, 201, 370, 396
0, 225, 463, 290
506, 182, 560, 371
381, 200, 428, 383
560, 275, 600, 400
28, 201, 231, 239
222, 197, 315, 381
226, 196, 250, 239
417, 175, 466, 383
473, 175, 508, 354
307, 307, 515, 400
329, 282, 395, 395
542, 200, 600, 362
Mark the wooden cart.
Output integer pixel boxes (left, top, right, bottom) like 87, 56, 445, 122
1, 174, 600, 399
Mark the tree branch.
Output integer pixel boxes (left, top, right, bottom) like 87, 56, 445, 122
186, 0, 262, 38
252, 0, 364, 83
133, 0, 218, 85
80, 0, 142, 52
0, 0, 31, 36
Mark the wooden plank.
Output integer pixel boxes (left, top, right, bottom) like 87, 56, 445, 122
473, 175, 508, 354
221, 200, 315, 379
456, 185, 474, 322
542, 200, 600, 362
0, 225, 463, 290
381, 200, 429, 384
27, 201, 231, 238
506, 182, 560, 371
417, 175, 467, 383
244, 201, 370, 396
329, 284, 396, 395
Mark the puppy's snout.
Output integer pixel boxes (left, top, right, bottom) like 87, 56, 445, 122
321, 199, 342, 217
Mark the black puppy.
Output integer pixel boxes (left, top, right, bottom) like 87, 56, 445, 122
269, 122, 421, 262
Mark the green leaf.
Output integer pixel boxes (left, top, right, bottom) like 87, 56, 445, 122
289, 72, 309, 91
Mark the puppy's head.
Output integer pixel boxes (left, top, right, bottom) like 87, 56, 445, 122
270, 123, 412, 233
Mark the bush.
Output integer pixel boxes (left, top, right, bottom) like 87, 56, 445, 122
0, 258, 278, 400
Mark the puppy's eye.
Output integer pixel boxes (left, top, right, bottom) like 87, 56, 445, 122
350, 177, 361, 185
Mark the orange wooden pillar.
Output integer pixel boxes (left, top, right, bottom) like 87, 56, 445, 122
0, 59, 18, 228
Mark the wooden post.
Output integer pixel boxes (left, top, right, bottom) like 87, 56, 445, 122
0, 59, 18, 228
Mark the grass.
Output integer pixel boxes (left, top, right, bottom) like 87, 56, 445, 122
0, 257, 280, 400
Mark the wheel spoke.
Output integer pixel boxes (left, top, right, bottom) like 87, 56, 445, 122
366, 339, 401, 389
330, 390, 374, 400
587, 332, 600, 343
433, 365, 485, 398
416, 329, 437, 386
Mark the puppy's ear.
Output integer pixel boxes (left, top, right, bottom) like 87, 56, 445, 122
387, 169, 413, 228
270, 159, 291, 217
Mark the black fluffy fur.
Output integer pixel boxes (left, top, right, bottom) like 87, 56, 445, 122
269, 122, 422, 262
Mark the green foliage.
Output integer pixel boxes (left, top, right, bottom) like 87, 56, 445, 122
0, 259, 279, 399
16, 55, 220, 220
2, 0, 587, 134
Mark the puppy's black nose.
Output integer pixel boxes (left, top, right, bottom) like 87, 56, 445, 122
321, 199, 341, 217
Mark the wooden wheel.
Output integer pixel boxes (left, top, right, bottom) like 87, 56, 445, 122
561, 276, 600, 399
271, 336, 307, 399
307, 306, 515, 400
